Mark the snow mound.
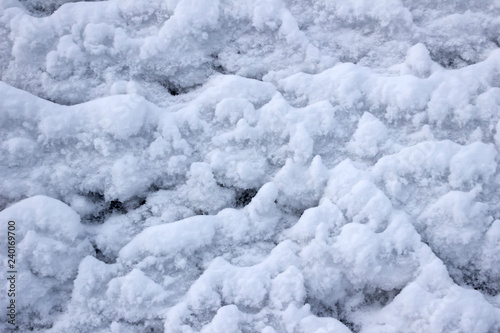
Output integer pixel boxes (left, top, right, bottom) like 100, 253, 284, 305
0, 196, 93, 329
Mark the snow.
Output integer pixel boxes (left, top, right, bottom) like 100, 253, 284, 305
1, 0, 500, 332
0, 196, 93, 328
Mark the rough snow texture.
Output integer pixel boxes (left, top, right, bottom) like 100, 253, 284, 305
1, 0, 500, 332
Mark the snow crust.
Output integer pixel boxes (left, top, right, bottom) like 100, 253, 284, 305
1, 0, 500, 332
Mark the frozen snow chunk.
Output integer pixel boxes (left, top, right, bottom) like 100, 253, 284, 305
403, 43, 436, 78
288, 125, 314, 163
332, 221, 418, 290
212, 118, 263, 146
0, 195, 85, 242
70, 256, 118, 313
299, 213, 419, 308
285, 198, 345, 243
83, 23, 115, 55
324, 159, 371, 202
216, 208, 253, 246
108, 154, 151, 202
19, 231, 92, 282
0, 196, 93, 278
88, 95, 158, 140
274, 156, 329, 211
468, 126, 484, 143
165, 242, 301, 330
348, 112, 388, 158
372, 76, 434, 123
38, 94, 159, 141
208, 149, 269, 189
221, 266, 271, 309
148, 136, 172, 160
295, 100, 338, 137
109, 80, 128, 95
214, 98, 256, 126
218, 184, 280, 244
427, 71, 481, 126
158, 113, 192, 156
269, 266, 306, 310
179, 162, 235, 214
93, 214, 136, 260
417, 188, 492, 268
279, 63, 371, 107
139, 0, 221, 68
244, 182, 281, 238
0, 196, 93, 328
2, 137, 38, 160
256, 92, 291, 139
362, 260, 500, 333
201, 305, 241, 333
289, 124, 314, 163
448, 142, 497, 188
373, 140, 495, 201
67, 194, 102, 217
299, 246, 348, 310
337, 180, 393, 232
329, 0, 413, 29
252, 0, 285, 31
105, 268, 169, 322
45, 34, 86, 77
475, 88, 500, 122
118, 214, 218, 265
407, 124, 435, 144
194, 75, 276, 108
372, 140, 460, 196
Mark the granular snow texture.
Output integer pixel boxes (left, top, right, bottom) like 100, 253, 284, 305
1, 0, 500, 332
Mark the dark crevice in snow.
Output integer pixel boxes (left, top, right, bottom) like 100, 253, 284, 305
308, 287, 402, 333
19, 0, 104, 17
362, 288, 402, 308
449, 265, 500, 296
79, 192, 147, 224
154, 76, 183, 96
108, 199, 127, 214
210, 53, 232, 75
275, 198, 311, 218
307, 298, 359, 333
114, 319, 164, 333
193, 209, 209, 216
234, 188, 258, 207
92, 243, 116, 264
167, 87, 180, 96
430, 51, 478, 69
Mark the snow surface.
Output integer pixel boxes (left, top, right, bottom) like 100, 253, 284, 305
1, 0, 500, 332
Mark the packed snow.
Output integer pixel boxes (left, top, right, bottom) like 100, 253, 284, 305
1, 0, 500, 332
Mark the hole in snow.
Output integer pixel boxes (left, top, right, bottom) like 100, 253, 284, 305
79, 192, 147, 224
92, 243, 116, 264
235, 188, 258, 207
307, 298, 359, 333
450, 265, 500, 296
19, 0, 104, 17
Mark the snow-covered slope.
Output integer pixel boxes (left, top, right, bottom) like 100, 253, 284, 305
1, 0, 500, 332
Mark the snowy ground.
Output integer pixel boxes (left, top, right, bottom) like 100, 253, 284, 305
1, 0, 500, 332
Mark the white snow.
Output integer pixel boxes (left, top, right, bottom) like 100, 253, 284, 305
1, 0, 500, 332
